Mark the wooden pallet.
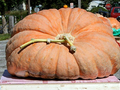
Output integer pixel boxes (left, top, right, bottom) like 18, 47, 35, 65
0, 70, 120, 90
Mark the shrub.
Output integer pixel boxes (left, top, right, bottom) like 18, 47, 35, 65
90, 6, 108, 13
5, 10, 28, 23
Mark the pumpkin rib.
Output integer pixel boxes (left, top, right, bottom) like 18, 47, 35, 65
12, 29, 56, 38
56, 45, 68, 79
25, 14, 59, 35
47, 10, 63, 34
47, 44, 61, 79
71, 12, 103, 36
66, 52, 80, 79
6, 31, 32, 58
49, 44, 61, 79
29, 44, 51, 78
99, 17, 111, 27
67, 8, 87, 34
78, 38, 120, 75
7, 46, 33, 76
59, 8, 72, 33
56, 45, 79, 79
66, 8, 72, 34
75, 42, 112, 78
12, 25, 57, 38
30, 44, 59, 79
69, 12, 90, 34
75, 34, 119, 55
74, 31, 120, 77
12, 15, 58, 37
6, 30, 54, 60
66, 53, 78, 79
73, 44, 98, 79
23, 43, 46, 77
55, 46, 61, 78
66, 49, 73, 79
37, 9, 64, 34
55, 45, 80, 79
74, 45, 99, 79
85, 44, 109, 78
27, 43, 48, 78
6, 38, 21, 60
40, 44, 58, 79
73, 23, 113, 38
8, 43, 41, 77
70, 55, 80, 79
16, 45, 32, 70
90, 44, 112, 77
90, 42, 119, 76
30, 44, 61, 79
18, 43, 45, 70
47, 9, 64, 34
7, 48, 19, 75
75, 32, 119, 50
55, 45, 61, 79
11, 30, 55, 44
111, 59, 120, 75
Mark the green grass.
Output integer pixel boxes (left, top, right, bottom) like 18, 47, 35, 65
0, 34, 11, 41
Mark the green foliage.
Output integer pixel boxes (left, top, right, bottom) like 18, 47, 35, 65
5, 10, 28, 22
0, 0, 94, 15
30, 0, 92, 9
0, 0, 26, 15
104, 0, 120, 7
5, 0, 25, 11
90, 7, 108, 13
0, 19, 2, 24
81, 0, 92, 9
0, 0, 6, 15
0, 15, 2, 24
0, 33, 11, 41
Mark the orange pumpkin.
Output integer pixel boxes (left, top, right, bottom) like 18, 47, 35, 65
95, 14, 111, 27
6, 8, 120, 79
96, 14, 120, 29
108, 17, 120, 29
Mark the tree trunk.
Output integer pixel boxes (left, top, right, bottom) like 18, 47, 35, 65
8, 16, 14, 34
28, 0, 31, 15
78, 0, 81, 8
2, 15, 8, 34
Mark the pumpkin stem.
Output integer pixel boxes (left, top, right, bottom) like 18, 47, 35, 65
20, 38, 65, 49
63, 35, 76, 52
20, 35, 76, 52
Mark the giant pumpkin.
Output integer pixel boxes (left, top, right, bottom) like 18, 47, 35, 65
96, 14, 120, 29
108, 17, 120, 29
6, 8, 120, 79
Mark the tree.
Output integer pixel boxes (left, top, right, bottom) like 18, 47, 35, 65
104, 0, 120, 7
5, 0, 25, 11
0, 0, 6, 15
0, 0, 8, 34
0, 0, 25, 34
30, 0, 92, 9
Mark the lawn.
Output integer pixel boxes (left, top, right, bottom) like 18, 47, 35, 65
0, 34, 11, 41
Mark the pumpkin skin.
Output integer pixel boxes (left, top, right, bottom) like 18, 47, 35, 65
6, 8, 120, 79
96, 14, 120, 29
108, 17, 120, 29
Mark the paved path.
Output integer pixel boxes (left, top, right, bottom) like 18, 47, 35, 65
0, 39, 120, 80
0, 40, 8, 78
